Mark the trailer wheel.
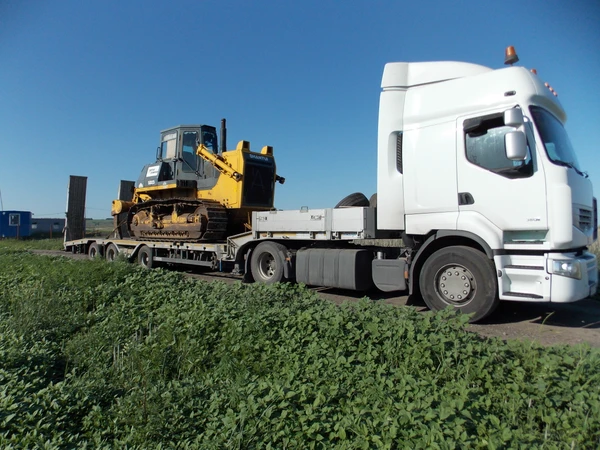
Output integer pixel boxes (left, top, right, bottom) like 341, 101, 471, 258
419, 245, 498, 323
334, 192, 369, 208
88, 242, 103, 259
251, 241, 288, 284
105, 243, 119, 262
137, 245, 154, 269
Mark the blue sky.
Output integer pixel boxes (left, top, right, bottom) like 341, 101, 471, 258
1, 0, 598, 219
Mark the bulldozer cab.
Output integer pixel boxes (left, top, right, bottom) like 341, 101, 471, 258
159, 124, 217, 158
150, 125, 220, 189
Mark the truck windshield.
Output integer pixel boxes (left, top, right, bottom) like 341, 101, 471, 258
530, 106, 582, 172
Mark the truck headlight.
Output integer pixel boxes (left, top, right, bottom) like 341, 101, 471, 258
549, 260, 582, 280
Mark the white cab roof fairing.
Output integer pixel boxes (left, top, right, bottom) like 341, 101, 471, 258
527, 71, 567, 124
382, 61, 492, 89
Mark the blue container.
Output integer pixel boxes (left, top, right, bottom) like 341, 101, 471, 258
0, 211, 32, 238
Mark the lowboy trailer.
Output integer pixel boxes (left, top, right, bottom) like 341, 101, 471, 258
65, 206, 380, 289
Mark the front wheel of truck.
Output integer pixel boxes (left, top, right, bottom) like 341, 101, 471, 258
419, 245, 499, 322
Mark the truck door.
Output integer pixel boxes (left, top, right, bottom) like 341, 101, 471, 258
456, 110, 548, 245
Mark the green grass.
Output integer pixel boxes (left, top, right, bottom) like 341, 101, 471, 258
0, 238, 64, 251
85, 219, 114, 237
1, 248, 600, 448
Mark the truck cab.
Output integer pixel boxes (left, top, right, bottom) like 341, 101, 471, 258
377, 59, 597, 312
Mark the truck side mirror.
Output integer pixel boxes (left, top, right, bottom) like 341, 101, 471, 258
156, 146, 162, 161
505, 130, 527, 161
504, 108, 524, 127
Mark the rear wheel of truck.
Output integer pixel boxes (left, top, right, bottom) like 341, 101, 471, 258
88, 242, 103, 259
419, 245, 498, 323
251, 241, 288, 284
137, 245, 154, 269
105, 243, 119, 262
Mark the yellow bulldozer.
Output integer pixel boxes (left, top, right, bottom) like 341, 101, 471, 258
111, 119, 284, 241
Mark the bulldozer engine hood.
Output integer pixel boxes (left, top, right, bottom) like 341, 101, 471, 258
137, 162, 173, 188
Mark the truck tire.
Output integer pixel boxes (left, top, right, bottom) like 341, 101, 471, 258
88, 242, 103, 259
334, 192, 369, 208
369, 193, 377, 208
250, 241, 289, 284
105, 243, 119, 262
137, 245, 154, 269
419, 245, 498, 323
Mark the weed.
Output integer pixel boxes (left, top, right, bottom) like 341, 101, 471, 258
1, 248, 600, 448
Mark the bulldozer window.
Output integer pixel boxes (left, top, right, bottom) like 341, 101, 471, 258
161, 137, 177, 160
202, 131, 217, 153
182, 131, 199, 172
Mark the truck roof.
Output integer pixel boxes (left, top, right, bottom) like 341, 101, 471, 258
382, 61, 492, 89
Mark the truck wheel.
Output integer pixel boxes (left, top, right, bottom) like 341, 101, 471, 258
334, 192, 369, 208
369, 193, 377, 208
419, 245, 498, 322
105, 243, 119, 262
137, 245, 154, 269
88, 242, 103, 259
251, 241, 288, 284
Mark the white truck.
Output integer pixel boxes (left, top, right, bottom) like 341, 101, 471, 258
65, 48, 598, 322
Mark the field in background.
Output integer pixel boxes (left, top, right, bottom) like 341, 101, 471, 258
0, 219, 114, 251
85, 218, 114, 237
592, 233, 600, 261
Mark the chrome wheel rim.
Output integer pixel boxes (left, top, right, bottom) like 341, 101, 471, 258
257, 252, 276, 279
434, 264, 476, 306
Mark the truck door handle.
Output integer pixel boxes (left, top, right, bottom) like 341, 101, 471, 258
458, 192, 475, 205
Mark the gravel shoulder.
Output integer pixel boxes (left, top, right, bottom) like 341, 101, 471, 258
34, 249, 600, 348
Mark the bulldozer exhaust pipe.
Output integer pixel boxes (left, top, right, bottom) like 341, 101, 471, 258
220, 118, 227, 154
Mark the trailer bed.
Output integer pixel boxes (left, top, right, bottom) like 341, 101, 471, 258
252, 207, 376, 240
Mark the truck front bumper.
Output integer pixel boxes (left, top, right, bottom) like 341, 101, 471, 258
548, 251, 597, 302
495, 251, 597, 302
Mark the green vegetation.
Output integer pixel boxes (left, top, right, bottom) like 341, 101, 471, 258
0, 238, 64, 251
86, 219, 114, 237
1, 249, 600, 448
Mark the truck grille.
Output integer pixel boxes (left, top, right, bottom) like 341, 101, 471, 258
576, 207, 593, 232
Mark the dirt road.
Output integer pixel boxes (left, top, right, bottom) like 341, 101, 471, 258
36, 250, 600, 348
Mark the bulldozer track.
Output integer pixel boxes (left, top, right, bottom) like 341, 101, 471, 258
128, 198, 228, 242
